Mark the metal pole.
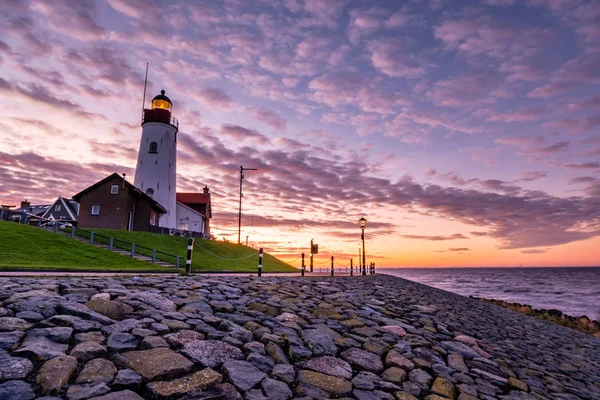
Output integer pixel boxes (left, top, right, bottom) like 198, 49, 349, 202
131, 243, 135, 257
238, 165, 243, 244
362, 227, 366, 276
350, 258, 353, 276
258, 248, 263, 277
185, 238, 194, 275
310, 238, 314, 273
331, 256, 334, 277
301, 253, 305, 277
238, 166, 257, 244
373, 262, 375, 275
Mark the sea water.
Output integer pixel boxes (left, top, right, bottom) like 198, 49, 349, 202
382, 267, 600, 320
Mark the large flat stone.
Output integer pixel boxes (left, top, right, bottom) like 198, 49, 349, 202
0, 352, 34, 380
75, 358, 117, 384
120, 347, 193, 380
85, 299, 133, 321
147, 368, 222, 398
222, 360, 267, 392
0, 317, 32, 331
302, 356, 353, 380
88, 390, 144, 400
57, 302, 115, 325
0, 380, 36, 400
130, 292, 176, 312
297, 370, 352, 396
302, 329, 338, 356
36, 354, 78, 393
340, 348, 384, 373
181, 340, 244, 368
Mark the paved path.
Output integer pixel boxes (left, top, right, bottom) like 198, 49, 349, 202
0, 275, 598, 399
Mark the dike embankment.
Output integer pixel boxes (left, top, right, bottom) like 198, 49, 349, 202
0, 275, 599, 400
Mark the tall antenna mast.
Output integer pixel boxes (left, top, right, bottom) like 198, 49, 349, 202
141, 62, 149, 113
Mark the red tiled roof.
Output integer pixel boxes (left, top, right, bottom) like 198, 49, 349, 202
176, 192, 210, 205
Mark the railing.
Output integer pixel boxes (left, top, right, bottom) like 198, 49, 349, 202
56, 226, 181, 268
141, 109, 179, 129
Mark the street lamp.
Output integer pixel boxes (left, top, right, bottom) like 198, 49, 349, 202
359, 217, 367, 276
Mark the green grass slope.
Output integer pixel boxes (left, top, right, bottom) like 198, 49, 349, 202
0, 221, 170, 271
85, 228, 296, 273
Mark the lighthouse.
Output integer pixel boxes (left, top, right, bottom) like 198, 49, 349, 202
134, 90, 178, 228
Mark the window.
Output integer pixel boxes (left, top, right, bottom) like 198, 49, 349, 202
91, 205, 100, 215
55, 204, 62, 211
150, 212, 156, 226
179, 218, 189, 231
146, 188, 154, 197
111, 185, 119, 194
149, 142, 158, 153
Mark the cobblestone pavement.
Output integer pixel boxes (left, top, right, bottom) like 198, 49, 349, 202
0, 275, 599, 400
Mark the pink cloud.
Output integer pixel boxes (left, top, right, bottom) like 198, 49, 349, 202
195, 87, 234, 109
246, 106, 287, 131
487, 107, 546, 122
220, 124, 269, 144
367, 38, 425, 78
429, 73, 498, 107
346, 8, 385, 44
543, 115, 600, 133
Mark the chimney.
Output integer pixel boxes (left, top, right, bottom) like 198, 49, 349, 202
20, 199, 30, 209
203, 186, 210, 195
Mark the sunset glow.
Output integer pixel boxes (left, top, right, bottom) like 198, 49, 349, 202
1, 0, 599, 267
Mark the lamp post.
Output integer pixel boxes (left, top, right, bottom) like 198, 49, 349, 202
238, 165, 257, 244
359, 217, 367, 276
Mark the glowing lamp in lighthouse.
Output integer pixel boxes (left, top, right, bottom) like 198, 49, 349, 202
133, 90, 179, 229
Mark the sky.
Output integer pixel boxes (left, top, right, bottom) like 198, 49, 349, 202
1, 0, 599, 268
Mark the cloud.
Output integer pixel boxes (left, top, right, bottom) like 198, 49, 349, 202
521, 249, 547, 254
495, 136, 545, 147
402, 233, 469, 241
347, 8, 385, 44
487, 107, 546, 122
247, 106, 287, 131
448, 247, 471, 251
429, 73, 498, 107
195, 87, 234, 109
220, 124, 270, 144
32, 0, 106, 40
543, 115, 600, 133
563, 162, 600, 170
520, 171, 548, 182
434, 17, 551, 62
529, 141, 569, 154
367, 38, 425, 78
0, 78, 98, 120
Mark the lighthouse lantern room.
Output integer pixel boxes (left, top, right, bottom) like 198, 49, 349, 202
134, 90, 178, 229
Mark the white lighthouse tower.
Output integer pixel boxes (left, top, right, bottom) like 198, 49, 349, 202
134, 90, 178, 228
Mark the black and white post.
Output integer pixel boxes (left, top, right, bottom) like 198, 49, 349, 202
185, 237, 194, 276
301, 253, 305, 277
258, 248, 263, 277
331, 256, 334, 277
